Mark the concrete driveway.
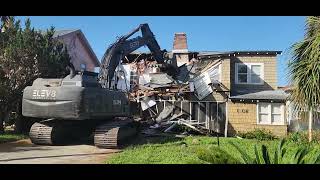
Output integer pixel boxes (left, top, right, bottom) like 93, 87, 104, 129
0, 139, 120, 164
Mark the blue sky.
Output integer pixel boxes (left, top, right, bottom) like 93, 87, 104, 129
17, 16, 306, 86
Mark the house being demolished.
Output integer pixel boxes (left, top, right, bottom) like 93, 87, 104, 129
110, 32, 290, 137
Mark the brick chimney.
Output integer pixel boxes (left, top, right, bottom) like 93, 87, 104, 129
172, 33, 188, 53
172, 33, 189, 66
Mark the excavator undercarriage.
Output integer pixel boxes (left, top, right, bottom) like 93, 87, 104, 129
29, 118, 138, 148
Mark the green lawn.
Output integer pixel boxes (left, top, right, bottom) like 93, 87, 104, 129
0, 133, 28, 144
106, 135, 320, 164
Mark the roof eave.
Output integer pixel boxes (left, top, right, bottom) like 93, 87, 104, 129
198, 51, 282, 59
229, 97, 287, 102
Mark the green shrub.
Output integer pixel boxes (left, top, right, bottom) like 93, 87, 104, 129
195, 146, 240, 164
237, 129, 276, 141
230, 139, 320, 164
287, 132, 308, 144
287, 131, 320, 144
312, 131, 320, 143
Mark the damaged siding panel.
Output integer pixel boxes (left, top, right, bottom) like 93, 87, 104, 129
192, 63, 222, 100
193, 74, 213, 100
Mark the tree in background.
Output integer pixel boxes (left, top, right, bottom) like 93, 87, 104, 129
1, 16, 9, 32
289, 16, 320, 142
0, 16, 9, 24
0, 17, 70, 133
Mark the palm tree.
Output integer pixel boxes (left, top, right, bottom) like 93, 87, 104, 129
289, 16, 320, 142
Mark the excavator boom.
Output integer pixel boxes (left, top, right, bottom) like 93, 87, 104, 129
98, 23, 167, 88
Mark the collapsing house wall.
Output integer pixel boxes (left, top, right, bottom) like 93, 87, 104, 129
112, 33, 228, 135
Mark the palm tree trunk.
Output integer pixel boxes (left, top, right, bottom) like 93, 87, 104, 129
308, 108, 313, 142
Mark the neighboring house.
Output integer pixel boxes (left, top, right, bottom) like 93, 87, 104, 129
53, 29, 100, 72
280, 86, 320, 132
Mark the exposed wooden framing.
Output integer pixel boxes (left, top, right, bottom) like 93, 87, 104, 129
216, 102, 219, 125
224, 102, 229, 137
210, 103, 212, 129
198, 102, 200, 124
189, 101, 192, 121
154, 99, 226, 133
206, 102, 210, 129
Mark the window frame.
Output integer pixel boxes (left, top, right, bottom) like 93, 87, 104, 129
257, 103, 285, 125
235, 63, 264, 85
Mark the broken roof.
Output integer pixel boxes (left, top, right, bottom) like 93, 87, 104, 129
230, 90, 288, 101
129, 50, 281, 56
198, 51, 282, 59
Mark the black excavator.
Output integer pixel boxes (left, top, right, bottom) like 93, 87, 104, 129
22, 23, 176, 148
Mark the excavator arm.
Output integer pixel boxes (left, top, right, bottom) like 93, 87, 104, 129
98, 23, 169, 88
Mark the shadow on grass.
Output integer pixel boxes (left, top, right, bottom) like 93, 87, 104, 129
118, 132, 220, 150
118, 133, 185, 149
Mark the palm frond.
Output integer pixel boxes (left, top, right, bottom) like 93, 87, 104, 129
289, 16, 320, 111
230, 141, 254, 164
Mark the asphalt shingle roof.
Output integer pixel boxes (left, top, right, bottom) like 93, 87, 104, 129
230, 90, 289, 101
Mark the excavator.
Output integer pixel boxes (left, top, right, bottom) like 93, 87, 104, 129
21, 23, 176, 148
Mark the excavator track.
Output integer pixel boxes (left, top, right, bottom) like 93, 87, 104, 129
29, 121, 78, 145
29, 122, 54, 145
94, 119, 138, 149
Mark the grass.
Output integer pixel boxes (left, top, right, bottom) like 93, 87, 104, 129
0, 132, 28, 144
106, 135, 320, 164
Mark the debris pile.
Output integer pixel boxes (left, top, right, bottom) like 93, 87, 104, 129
113, 33, 228, 136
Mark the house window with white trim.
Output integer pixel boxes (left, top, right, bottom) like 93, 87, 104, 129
257, 103, 285, 125
235, 63, 263, 84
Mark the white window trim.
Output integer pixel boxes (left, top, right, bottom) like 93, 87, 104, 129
257, 103, 285, 125
235, 63, 264, 85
